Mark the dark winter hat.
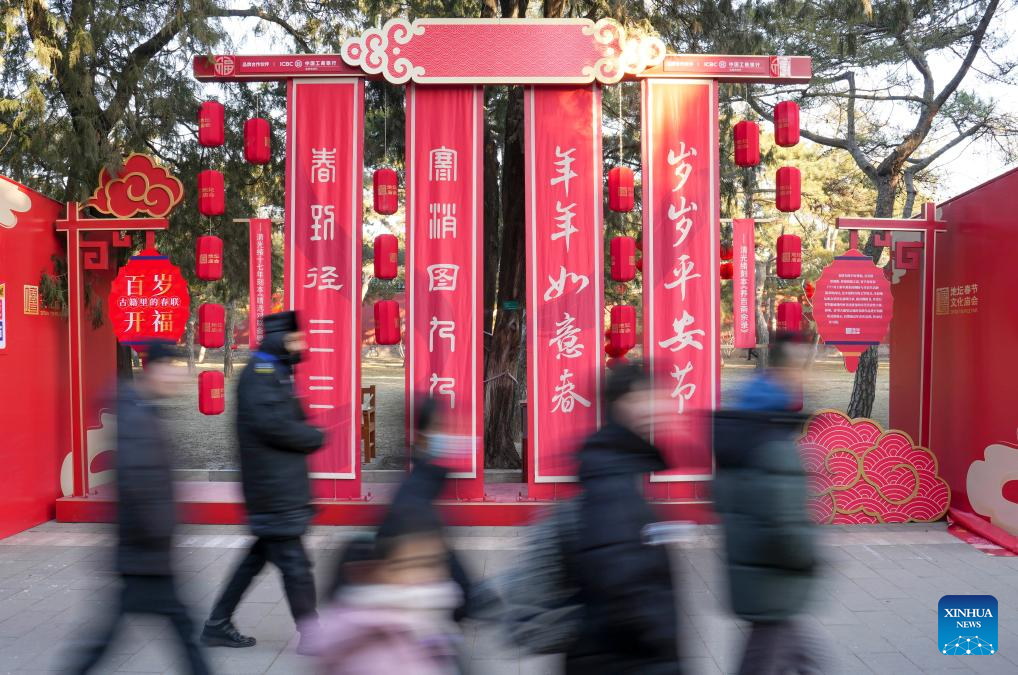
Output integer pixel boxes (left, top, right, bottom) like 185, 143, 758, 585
262, 311, 300, 335
604, 360, 649, 406
142, 340, 176, 366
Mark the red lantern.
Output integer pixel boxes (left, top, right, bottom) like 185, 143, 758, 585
373, 168, 399, 215
610, 236, 637, 282
196, 235, 223, 281
777, 234, 802, 279
605, 341, 627, 359
734, 120, 761, 167
199, 371, 226, 415
198, 101, 225, 147
244, 117, 271, 164
198, 170, 225, 216
198, 303, 226, 348
720, 262, 734, 280
374, 234, 399, 280
774, 101, 800, 147
610, 305, 636, 354
720, 242, 734, 261
776, 166, 801, 212
776, 301, 803, 334
804, 280, 815, 300
636, 255, 643, 274
608, 166, 635, 212
374, 300, 401, 345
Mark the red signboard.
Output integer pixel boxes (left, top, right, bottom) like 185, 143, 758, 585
405, 84, 484, 496
249, 218, 272, 349
649, 54, 812, 82
285, 79, 363, 491
732, 218, 756, 349
811, 249, 893, 372
524, 85, 604, 493
107, 249, 189, 345
193, 55, 361, 81
641, 79, 719, 487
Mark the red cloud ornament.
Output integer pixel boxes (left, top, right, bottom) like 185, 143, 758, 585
88, 153, 184, 218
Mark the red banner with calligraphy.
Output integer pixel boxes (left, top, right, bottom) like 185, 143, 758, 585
732, 218, 756, 349
405, 85, 484, 497
524, 85, 603, 495
285, 79, 363, 494
641, 79, 719, 492
108, 249, 189, 345
249, 218, 272, 350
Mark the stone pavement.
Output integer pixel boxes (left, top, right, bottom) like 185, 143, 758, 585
1, 521, 1017, 674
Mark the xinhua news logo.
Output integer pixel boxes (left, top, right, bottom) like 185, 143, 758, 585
939, 595, 997, 656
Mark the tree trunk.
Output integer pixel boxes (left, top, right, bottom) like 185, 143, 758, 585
753, 255, 770, 368
482, 88, 502, 338
484, 87, 526, 469
224, 300, 236, 378
116, 343, 134, 379
185, 306, 198, 374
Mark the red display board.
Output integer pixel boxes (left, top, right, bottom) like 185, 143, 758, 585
405, 84, 484, 497
285, 78, 363, 492
107, 249, 189, 345
248, 218, 272, 349
524, 84, 604, 494
811, 249, 893, 372
641, 79, 719, 488
732, 218, 755, 349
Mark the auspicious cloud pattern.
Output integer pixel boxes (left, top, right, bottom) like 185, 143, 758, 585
87, 153, 184, 218
798, 410, 950, 524
0, 178, 32, 228
967, 443, 1018, 536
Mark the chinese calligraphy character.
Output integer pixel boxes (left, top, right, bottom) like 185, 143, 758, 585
429, 316, 456, 353
658, 311, 705, 352
304, 266, 343, 291
667, 196, 698, 248
126, 276, 144, 296
428, 203, 457, 240
311, 147, 337, 184
551, 201, 578, 251
153, 310, 174, 334
429, 147, 457, 182
124, 311, 144, 333
669, 361, 696, 414
551, 368, 591, 413
663, 254, 701, 300
548, 312, 583, 359
667, 142, 697, 192
427, 264, 460, 292
152, 274, 173, 297
310, 205, 335, 241
544, 266, 590, 301
429, 373, 456, 409
550, 146, 578, 196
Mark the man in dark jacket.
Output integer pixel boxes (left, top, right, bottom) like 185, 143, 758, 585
202, 311, 325, 650
68, 341, 210, 675
713, 332, 824, 674
566, 364, 682, 675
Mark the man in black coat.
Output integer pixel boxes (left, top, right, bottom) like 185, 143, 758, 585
68, 341, 210, 674
202, 311, 325, 650
566, 364, 682, 675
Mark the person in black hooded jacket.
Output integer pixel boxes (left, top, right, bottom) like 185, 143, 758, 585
202, 311, 325, 651
566, 364, 683, 675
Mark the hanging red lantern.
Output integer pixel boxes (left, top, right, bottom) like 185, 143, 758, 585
774, 101, 800, 147
374, 300, 401, 345
776, 166, 801, 212
198, 170, 225, 216
777, 233, 802, 279
804, 280, 816, 300
734, 120, 761, 167
374, 234, 399, 280
610, 236, 637, 282
199, 371, 226, 415
198, 303, 226, 348
720, 262, 734, 280
196, 235, 223, 281
720, 242, 734, 261
198, 101, 225, 147
608, 166, 635, 212
373, 168, 399, 215
605, 341, 627, 359
636, 255, 643, 274
244, 117, 271, 164
610, 305, 636, 354
776, 300, 803, 334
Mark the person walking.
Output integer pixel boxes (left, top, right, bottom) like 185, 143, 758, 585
68, 341, 210, 675
201, 311, 325, 651
713, 332, 824, 674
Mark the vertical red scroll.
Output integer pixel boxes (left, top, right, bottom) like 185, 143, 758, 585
732, 218, 756, 349
524, 85, 604, 497
248, 218, 272, 350
641, 79, 719, 493
285, 79, 363, 496
405, 85, 484, 498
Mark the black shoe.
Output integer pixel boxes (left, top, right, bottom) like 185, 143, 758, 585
201, 620, 256, 648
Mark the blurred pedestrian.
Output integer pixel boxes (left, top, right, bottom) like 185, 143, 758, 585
566, 363, 682, 674
67, 341, 210, 675
713, 332, 824, 675
202, 311, 325, 651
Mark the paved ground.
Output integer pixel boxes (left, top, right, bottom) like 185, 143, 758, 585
1, 521, 1015, 674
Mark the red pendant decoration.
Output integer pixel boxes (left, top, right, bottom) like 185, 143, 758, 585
776, 166, 801, 212
720, 262, 734, 280
108, 248, 190, 345
720, 242, 734, 261
777, 233, 802, 279
373, 168, 399, 215
776, 300, 803, 334
734, 120, 761, 167
373, 234, 399, 280
608, 166, 635, 212
609, 305, 636, 354
198, 303, 226, 348
610, 236, 637, 282
374, 300, 401, 345
244, 117, 271, 164
198, 101, 225, 147
804, 280, 815, 300
199, 371, 226, 415
774, 101, 800, 147
198, 170, 225, 216
196, 235, 223, 281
